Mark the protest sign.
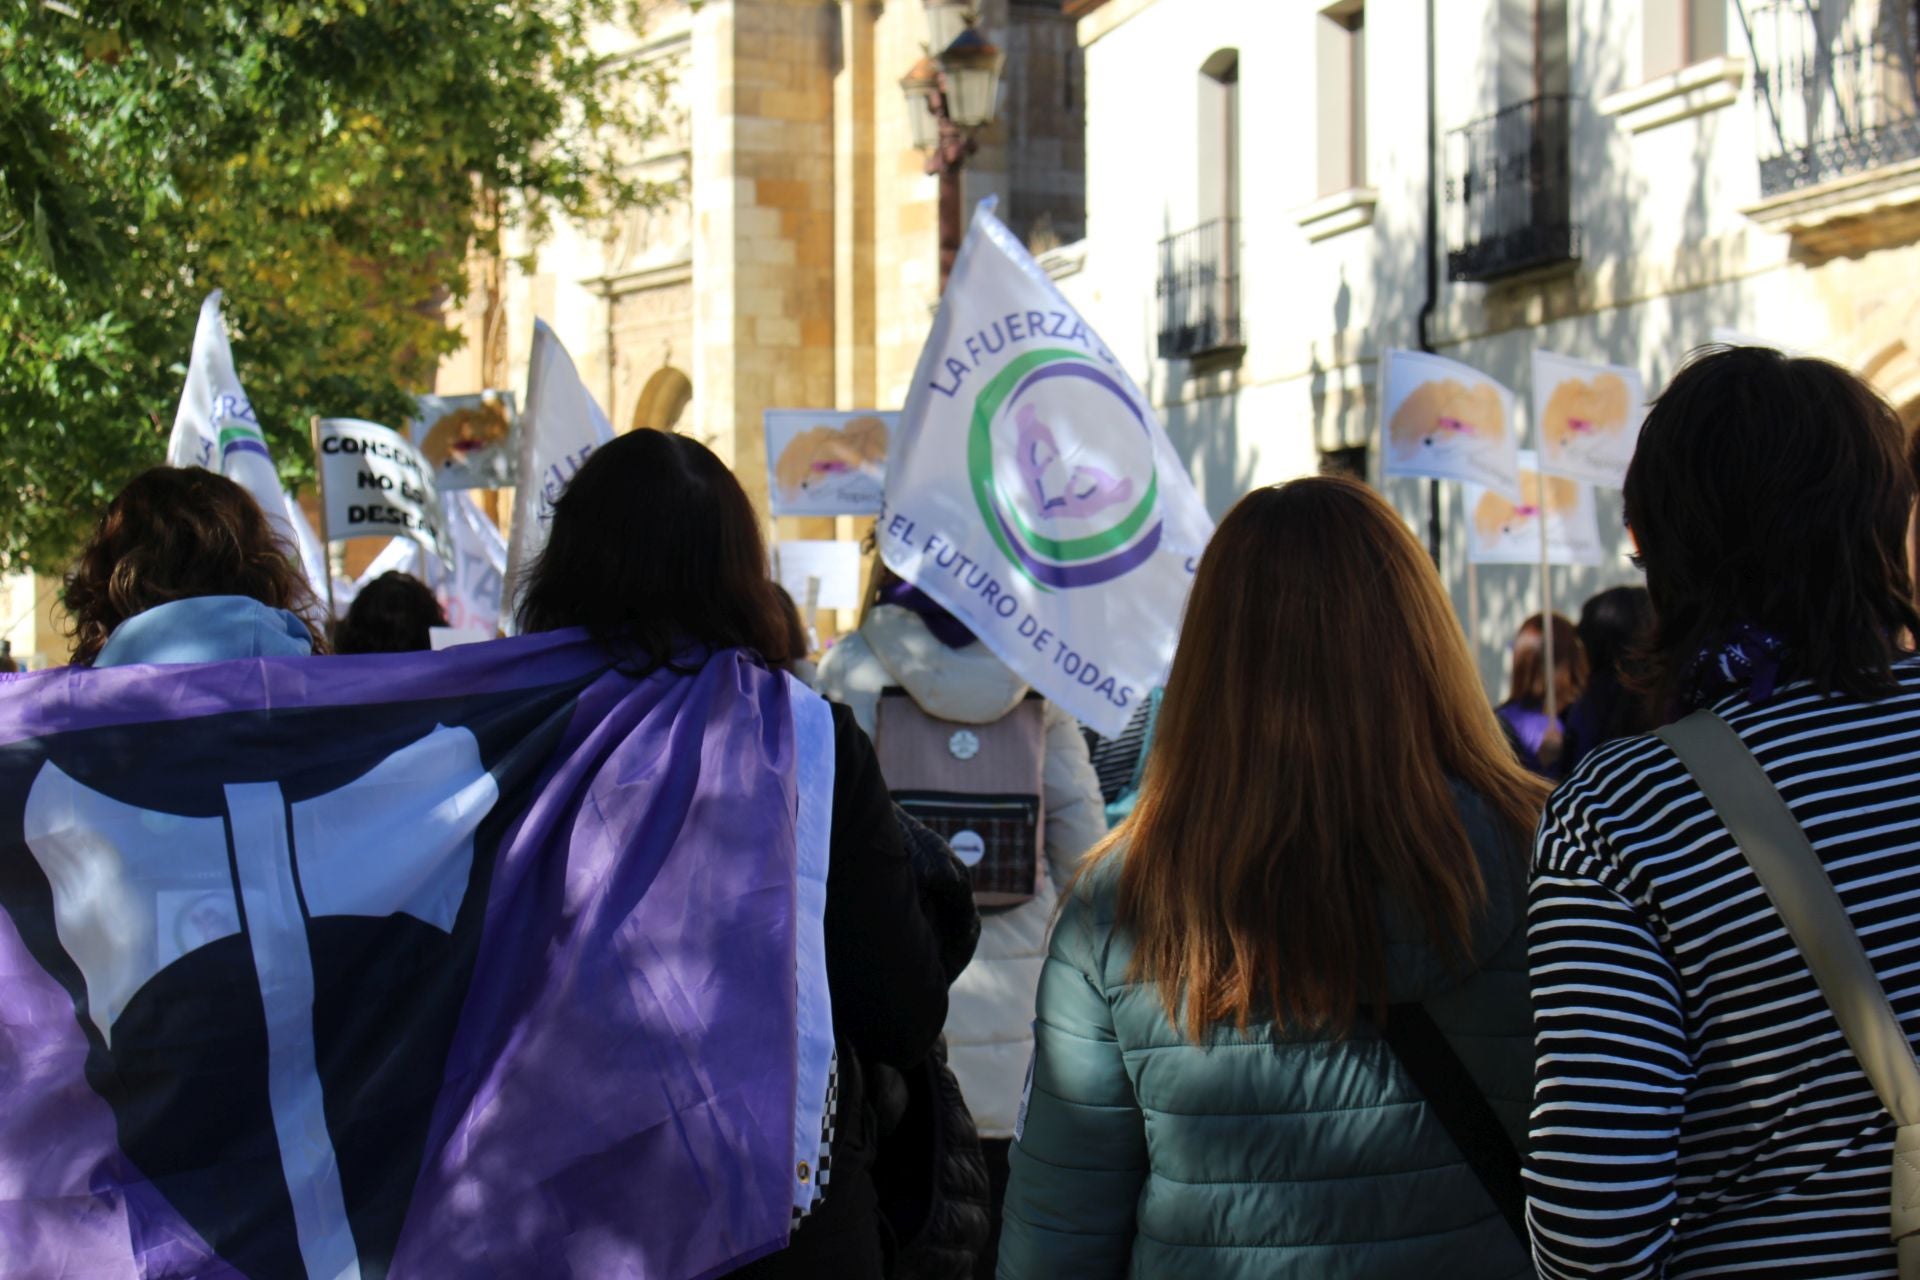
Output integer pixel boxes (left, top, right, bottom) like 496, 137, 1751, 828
1464, 450, 1605, 566
411, 391, 517, 491
505, 321, 615, 613
435, 491, 509, 634
774, 540, 864, 611
167, 291, 308, 576
1531, 349, 1645, 489
349, 492, 507, 634
765, 411, 894, 516
313, 418, 452, 568
881, 199, 1213, 737
1380, 348, 1522, 499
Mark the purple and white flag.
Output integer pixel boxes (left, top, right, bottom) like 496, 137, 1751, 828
167, 291, 308, 578
0, 634, 826, 1279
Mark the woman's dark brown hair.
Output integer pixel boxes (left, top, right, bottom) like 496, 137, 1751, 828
65, 466, 326, 666
1089, 476, 1550, 1042
1506, 612, 1587, 707
1624, 345, 1920, 708
515, 428, 795, 670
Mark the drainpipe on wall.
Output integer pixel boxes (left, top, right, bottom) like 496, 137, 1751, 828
1416, 0, 1443, 567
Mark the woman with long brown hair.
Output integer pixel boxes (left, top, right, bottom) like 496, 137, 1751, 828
997, 476, 1548, 1279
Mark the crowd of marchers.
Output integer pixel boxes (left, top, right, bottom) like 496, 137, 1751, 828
28, 344, 1920, 1280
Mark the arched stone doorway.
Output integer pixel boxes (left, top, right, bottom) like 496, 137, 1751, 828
631, 365, 693, 433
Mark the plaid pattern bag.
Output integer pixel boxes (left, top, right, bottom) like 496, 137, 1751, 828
875, 689, 1046, 908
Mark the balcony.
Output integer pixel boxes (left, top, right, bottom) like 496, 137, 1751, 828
1745, 5, 1920, 255
1444, 94, 1579, 283
1156, 218, 1243, 360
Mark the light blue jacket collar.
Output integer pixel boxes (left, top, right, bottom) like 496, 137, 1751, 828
94, 595, 314, 668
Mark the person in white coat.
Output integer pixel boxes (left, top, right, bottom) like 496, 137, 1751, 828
816, 571, 1106, 1278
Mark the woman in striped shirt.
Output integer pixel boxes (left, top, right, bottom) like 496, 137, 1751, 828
1526, 345, 1920, 1279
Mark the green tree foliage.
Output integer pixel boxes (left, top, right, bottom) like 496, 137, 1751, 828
0, 0, 674, 568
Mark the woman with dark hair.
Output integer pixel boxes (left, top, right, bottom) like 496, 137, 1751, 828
998, 476, 1549, 1278
65, 466, 326, 667
515, 428, 951, 1279
770, 583, 818, 684
333, 571, 447, 654
1559, 585, 1654, 775
1495, 612, 1587, 778
1527, 346, 1920, 1280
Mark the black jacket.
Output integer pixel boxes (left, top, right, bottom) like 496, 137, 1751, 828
876, 811, 989, 1280
731, 704, 951, 1279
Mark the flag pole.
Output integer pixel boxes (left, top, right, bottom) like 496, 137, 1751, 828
1466, 556, 1480, 670
309, 416, 337, 624
1538, 483, 1555, 726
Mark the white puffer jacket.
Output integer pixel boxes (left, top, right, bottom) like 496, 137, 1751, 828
815, 605, 1107, 1138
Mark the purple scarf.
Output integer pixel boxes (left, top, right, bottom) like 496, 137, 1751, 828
1681, 623, 1790, 710
879, 580, 977, 649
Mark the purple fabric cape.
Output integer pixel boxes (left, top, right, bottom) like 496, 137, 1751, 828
0, 630, 801, 1279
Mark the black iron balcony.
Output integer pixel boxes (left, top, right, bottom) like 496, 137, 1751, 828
1156, 217, 1243, 359
1444, 94, 1579, 282
1753, 9, 1920, 198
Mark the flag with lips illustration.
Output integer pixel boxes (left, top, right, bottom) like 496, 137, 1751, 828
881, 200, 1213, 737
0, 632, 831, 1280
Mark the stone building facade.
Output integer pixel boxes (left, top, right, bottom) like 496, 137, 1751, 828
1059, 0, 1920, 691
437, 0, 1087, 528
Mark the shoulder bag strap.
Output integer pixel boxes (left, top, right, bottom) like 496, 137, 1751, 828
1659, 709, 1920, 1271
1382, 1001, 1527, 1242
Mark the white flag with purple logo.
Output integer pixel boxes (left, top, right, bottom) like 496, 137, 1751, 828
505, 321, 615, 617
881, 201, 1213, 737
167, 291, 308, 578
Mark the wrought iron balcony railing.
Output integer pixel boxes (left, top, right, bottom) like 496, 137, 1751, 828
1751, 4, 1920, 198
1156, 217, 1242, 359
1444, 93, 1579, 282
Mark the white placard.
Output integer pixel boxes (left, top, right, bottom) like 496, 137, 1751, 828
765, 411, 895, 517
1532, 349, 1645, 489
411, 391, 517, 490
428, 626, 494, 651
774, 541, 864, 612
315, 418, 452, 567
1464, 450, 1606, 566
1380, 348, 1522, 500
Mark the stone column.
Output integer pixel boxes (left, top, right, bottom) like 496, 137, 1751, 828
690, 0, 840, 518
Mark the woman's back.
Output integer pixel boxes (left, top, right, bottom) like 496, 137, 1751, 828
997, 476, 1548, 1279
1001, 786, 1533, 1280
1529, 661, 1920, 1279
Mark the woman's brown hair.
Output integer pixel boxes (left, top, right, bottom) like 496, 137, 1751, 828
1506, 612, 1587, 707
65, 467, 326, 666
1092, 476, 1550, 1042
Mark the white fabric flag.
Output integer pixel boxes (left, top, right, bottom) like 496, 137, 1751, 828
505, 321, 615, 614
169, 291, 308, 576
880, 199, 1213, 737
283, 490, 332, 604
434, 491, 509, 635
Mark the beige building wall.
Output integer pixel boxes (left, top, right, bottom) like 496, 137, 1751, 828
0, 572, 67, 670
1068, 0, 1920, 693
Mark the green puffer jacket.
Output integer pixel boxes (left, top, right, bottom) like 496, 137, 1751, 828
998, 786, 1534, 1280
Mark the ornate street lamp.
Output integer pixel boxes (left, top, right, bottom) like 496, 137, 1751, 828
900, 5, 1005, 292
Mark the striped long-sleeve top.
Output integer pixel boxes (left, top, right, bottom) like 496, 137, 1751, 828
1526, 657, 1920, 1280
